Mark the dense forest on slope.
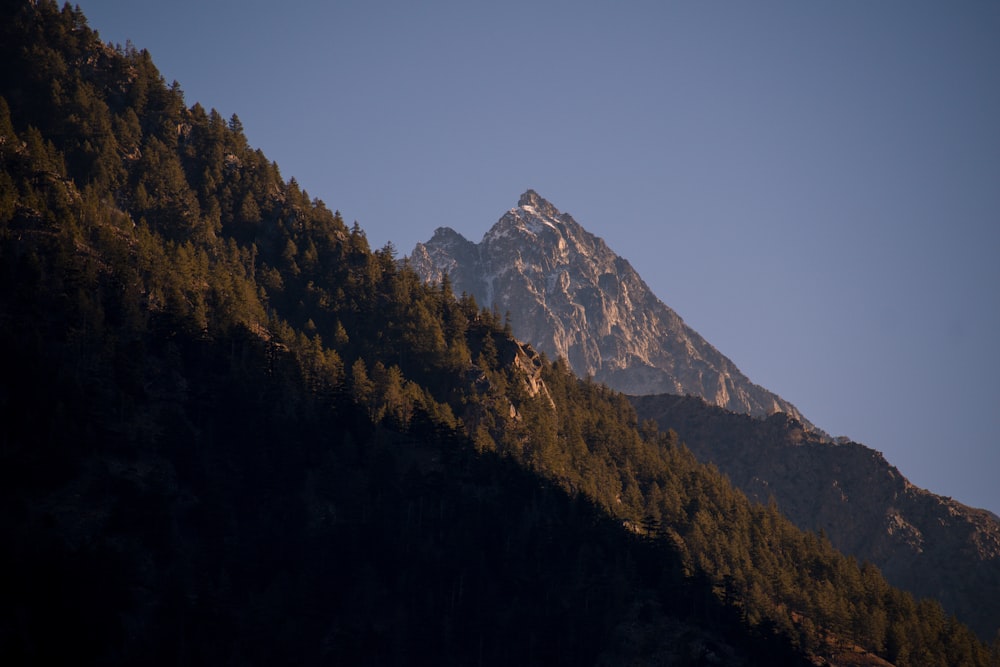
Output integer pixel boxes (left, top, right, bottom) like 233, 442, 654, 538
1, 2, 997, 665
630, 394, 1000, 642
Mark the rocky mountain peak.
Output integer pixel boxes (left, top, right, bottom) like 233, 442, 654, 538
429, 226, 470, 245
410, 192, 811, 427
516, 188, 562, 219
484, 194, 570, 248
410, 226, 480, 291
517, 188, 543, 208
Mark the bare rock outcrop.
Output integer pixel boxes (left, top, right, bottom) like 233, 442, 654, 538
410, 190, 809, 426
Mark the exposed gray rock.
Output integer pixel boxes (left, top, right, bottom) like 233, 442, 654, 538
410, 189, 810, 426
410, 189, 1000, 640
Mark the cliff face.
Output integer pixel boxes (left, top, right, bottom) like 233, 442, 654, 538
630, 393, 1000, 641
410, 190, 808, 425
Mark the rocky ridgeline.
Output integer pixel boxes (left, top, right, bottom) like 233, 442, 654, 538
410, 190, 809, 426
629, 393, 1000, 641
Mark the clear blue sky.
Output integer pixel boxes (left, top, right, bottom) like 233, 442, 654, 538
80, 1, 1000, 515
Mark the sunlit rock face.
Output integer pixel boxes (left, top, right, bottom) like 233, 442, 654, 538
410, 190, 807, 425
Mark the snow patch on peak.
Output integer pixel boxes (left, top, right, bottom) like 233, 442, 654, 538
519, 208, 559, 235
483, 207, 559, 244
482, 215, 518, 243
517, 189, 562, 219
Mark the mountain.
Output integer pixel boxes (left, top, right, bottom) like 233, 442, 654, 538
630, 394, 1000, 641
410, 189, 811, 426
2, 2, 997, 665
410, 190, 1000, 641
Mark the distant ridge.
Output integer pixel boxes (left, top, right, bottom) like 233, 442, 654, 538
630, 393, 1000, 641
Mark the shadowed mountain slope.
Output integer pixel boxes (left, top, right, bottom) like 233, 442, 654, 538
630, 393, 1000, 641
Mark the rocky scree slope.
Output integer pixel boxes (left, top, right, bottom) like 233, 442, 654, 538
410, 190, 808, 425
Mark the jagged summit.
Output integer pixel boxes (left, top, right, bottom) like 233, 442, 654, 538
516, 188, 562, 219
518, 188, 542, 207
410, 192, 810, 426
482, 190, 575, 245
430, 225, 466, 241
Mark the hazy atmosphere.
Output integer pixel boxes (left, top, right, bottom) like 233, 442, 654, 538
80, 1, 1000, 514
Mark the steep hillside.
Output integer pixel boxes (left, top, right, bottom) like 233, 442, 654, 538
1, 2, 996, 665
631, 393, 1000, 641
409, 189, 1000, 642
410, 189, 810, 425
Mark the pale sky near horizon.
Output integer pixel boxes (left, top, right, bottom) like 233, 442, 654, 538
79, 1, 1000, 515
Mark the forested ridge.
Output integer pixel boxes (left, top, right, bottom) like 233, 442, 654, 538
1, 2, 997, 664
629, 393, 1000, 644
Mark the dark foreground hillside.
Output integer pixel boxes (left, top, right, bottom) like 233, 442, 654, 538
1, 2, 996, 665
0, 319, 807, 665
